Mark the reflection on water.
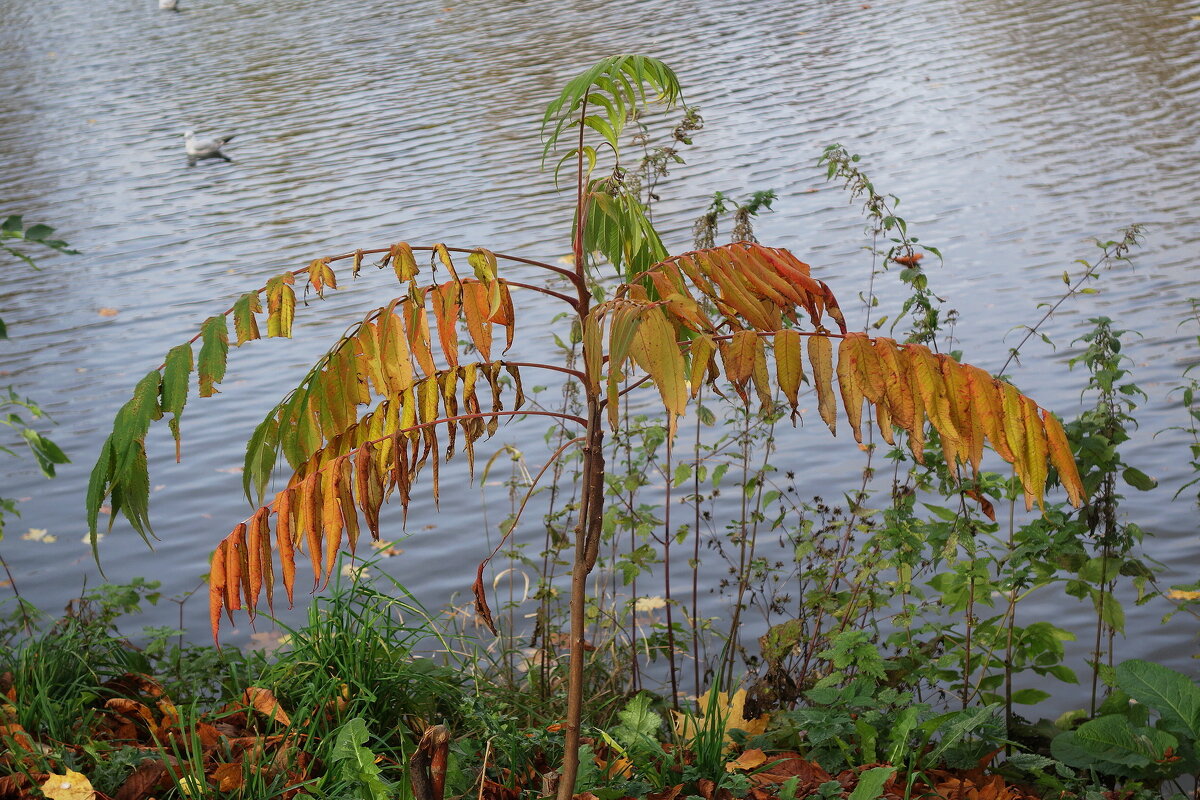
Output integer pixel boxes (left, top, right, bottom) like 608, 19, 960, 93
1, 0, 1197, 695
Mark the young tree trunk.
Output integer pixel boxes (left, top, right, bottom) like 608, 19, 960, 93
557, 410, 605, 800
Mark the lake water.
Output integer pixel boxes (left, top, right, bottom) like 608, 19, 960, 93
1, 0, 1197, 696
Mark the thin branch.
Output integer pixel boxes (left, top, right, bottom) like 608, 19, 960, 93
998, 225, 1144, 376
473, 435, 587, 604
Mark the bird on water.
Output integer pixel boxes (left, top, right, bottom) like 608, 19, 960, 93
183, 130, 234, 166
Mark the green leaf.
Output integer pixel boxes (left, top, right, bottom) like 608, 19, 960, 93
24, 224, 53, 241
329, 717, 392, 800
848, 767, 895, 800
1116, 659, 1200, 740
243, 413, 281, 505
1005, 752, 1058, 773
1011, 688, 1052, 705
1122, 466, 1157, 491
1057, 715, 1177, 771
614, 691, 663, 749
21, 428, 69, 477
541, 54, 682, 161
921, 706, 999, 766
198, 316, 229, 397
86, 436, 115, 559
232, 292, 262, 346
114, 371, 163, 471
1092, 590, 1126, 634
161, 344, 193, 458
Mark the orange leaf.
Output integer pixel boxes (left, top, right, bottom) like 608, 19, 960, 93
208, 763, 245, 793
723, 330, 758, 385
461, 281, 493, 361
751, 336, 773, 408
404, 292, 437, 378
1042, 409, 1086, 507
298, 473, 323, 588
273, 489, 296, 607
431, 282, 461, 369
246, 508, 266, 619
628, 307, 688, 429
320, 466, 344, 584
726, 748, 769, 773
243, 687, 291, 726
875, 337, 915, 432
225, 525, 245, 614
964, 365, 1014, 464
210, 542, 227, 642
105, 698, 156, 729
939, 355, 983, 475
379, 303, 415, 394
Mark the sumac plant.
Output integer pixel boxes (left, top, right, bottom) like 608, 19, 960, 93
89, 55, 1087, 795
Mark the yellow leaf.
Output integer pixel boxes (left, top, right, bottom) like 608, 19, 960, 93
774, 330, 804, 417
433, 242, 461, 287
689, 334, 717, 399
672, 688, 770, 747
39, 770, 95, 800
808, 334, 836, 435
907, 344, 962, 465
1021, 396, 1049, 511
389, 242, 418, 283
725, 747, 768, 773
628, 307, 688, 433
751, 335, 773, 408
837, 334, 867, 443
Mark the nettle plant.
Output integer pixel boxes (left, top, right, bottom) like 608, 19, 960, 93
89, 55, 1086, 794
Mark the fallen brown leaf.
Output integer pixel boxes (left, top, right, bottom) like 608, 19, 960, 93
244, 687, 291, 726
209, 763, 246, 792
114, 760, 171, 800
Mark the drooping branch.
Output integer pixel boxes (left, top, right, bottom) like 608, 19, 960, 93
210, 407, 588, 642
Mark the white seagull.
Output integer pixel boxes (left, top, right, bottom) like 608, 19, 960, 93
183, 130, 234, 165
159, 0, 179, 9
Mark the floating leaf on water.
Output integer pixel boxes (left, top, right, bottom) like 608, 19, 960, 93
21, 528, 56, 543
